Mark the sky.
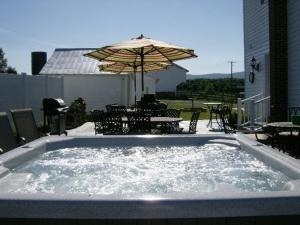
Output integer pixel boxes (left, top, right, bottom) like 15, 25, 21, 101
0, 0, 244, 75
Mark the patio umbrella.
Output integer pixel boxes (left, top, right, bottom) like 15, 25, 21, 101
98, 61, 170, 106
84, 34, 197, 93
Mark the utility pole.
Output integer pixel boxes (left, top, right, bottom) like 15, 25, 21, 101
228, 61, 236, 103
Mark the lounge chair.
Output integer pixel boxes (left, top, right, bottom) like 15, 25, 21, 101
10, 108, 40, 143
0, 112, 19, 153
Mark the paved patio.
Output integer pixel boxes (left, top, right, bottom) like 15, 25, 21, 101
67, 119, 225, 136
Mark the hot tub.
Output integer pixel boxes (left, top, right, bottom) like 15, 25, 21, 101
0, 134, 300, 224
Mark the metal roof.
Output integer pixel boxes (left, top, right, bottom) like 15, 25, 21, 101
40, 48, 188, 75
40, 48, 102, 75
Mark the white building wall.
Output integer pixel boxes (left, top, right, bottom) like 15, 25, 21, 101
63, 74, 128, 112
244, 0, 270, 98
134, 73, 156, 98
146, 65, 186, 92
62, 73, 156, 112
288, 0, 300, 107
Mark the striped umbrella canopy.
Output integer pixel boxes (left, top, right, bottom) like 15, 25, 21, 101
98, 61, 170, 74
84, 34, 197, 92
98, 61, 170, 106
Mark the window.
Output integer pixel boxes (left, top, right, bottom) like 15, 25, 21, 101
261, 0, 265, 5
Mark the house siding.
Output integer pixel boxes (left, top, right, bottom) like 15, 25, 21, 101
288, 0, 300, 107
243, 0, 270, 98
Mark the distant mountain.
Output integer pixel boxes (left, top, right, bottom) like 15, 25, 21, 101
187, 72, 244, 80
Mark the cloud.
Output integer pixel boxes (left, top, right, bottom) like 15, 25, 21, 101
0, 26, 69, 48
0, 27, 14, 34
23, 37, 69, 48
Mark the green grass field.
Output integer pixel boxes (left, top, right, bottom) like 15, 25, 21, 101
159, 99, 237, 121
159, 99, 211, 120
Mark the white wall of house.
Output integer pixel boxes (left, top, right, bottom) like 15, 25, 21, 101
244, 0, 270, 98
146, 65, 186, 92
288, 0, 300, 107
0, 74, 63, 123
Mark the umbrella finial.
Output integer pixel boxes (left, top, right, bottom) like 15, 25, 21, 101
137, 34, 144, 39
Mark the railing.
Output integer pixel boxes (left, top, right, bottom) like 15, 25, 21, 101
237, 93, 270, 129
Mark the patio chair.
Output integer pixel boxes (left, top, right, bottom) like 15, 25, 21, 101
288, 107, 300, 121
158, 108, 182, 133
165, 108, 182, 118
127, 113, 151, 134
111, 105, 127, 116
0, 112, 19, 153
10, 108, 40, 143
158, 102, 168, 110
102, 112, 125, 135
186, 111, 200, 134
105, 103, 119, 112
170, 111, 200, 134
138, 107, 154, 117
90, 109, 105, 135
219, 105, 236, 134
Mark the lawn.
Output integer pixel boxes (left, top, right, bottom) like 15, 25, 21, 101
159, 99, 211, 120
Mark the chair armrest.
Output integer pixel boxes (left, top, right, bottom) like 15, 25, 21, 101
17, 136, 26, 144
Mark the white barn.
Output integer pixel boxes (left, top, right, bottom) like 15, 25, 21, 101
146, 64, 188, 92
39, 48, 157, 111
243, 0, 300, 121
39, 48, 188, 111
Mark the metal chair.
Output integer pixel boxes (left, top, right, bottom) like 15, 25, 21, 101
187, 111, 200, 134
111, 105, 127, 116
288, 107, 300, 122
102, 112, 125, 135
0, 112, 19, 153
127, 113, 151, 134
90, 109, 105, 135
165, 108, 182, 118
10, 108, 40, 143
219, 106, 236, 134
170, 111, 200, 134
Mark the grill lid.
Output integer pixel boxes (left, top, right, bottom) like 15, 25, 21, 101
43, 98, 69, 114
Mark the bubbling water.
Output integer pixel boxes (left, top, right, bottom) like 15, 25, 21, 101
8, 143, 290, 195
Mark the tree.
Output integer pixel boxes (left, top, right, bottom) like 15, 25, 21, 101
0, 48, 7, 73
6, 66, 17, 74
0, 48, 17, 74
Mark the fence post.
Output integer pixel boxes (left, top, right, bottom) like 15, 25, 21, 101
249, 99, 255, 128
22, 74, 27, 108
237, 98, 242, 128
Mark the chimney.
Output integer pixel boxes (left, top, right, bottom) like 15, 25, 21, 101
31, 52, 47, 75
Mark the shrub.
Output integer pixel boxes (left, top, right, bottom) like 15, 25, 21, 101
66, 97, 87, 129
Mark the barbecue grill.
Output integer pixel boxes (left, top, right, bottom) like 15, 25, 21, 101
42, 98, 69, 135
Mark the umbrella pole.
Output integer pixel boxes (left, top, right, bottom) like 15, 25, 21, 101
134, 66, 137, 110
141, 47, 144, 95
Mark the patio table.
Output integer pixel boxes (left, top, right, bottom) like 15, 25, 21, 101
261, 122, 300, 149
203, 102, 223, 128
264, 122, 300, 136
122, 116, 182, 124
122, 116, 182, 134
